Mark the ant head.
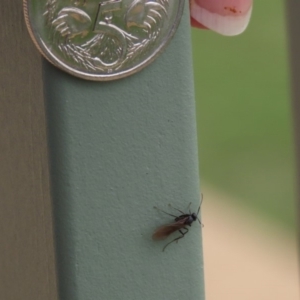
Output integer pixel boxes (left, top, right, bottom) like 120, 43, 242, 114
191, 213, 197, 221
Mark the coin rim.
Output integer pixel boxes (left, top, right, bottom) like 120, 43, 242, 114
23, 0, 185, 81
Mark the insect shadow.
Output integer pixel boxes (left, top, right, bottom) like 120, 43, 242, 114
152, 196, 203, 252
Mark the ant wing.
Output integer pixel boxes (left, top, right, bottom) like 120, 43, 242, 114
152, 219, 187, 241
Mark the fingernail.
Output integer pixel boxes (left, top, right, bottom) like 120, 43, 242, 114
190, 0, 253, 36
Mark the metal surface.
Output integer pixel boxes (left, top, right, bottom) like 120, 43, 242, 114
23, 0, 184, 81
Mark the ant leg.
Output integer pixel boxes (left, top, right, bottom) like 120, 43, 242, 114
175, 228, 189, 243
197, 217, 204, 227
180, 227, 189, 236
153, 206, 177, 218
162, 228, 188, 252
169, 202, 192, 214
168, 203, 185, 215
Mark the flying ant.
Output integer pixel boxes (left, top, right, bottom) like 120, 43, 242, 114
152, 196, 203, 252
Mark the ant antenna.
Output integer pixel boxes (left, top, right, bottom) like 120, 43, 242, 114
197, 194, 204, 227
196, 193, 204, 216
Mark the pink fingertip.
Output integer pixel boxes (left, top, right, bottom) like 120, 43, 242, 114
190, 0, 253, 36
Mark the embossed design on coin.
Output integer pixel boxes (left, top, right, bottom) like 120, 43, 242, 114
23, 0, 184, 81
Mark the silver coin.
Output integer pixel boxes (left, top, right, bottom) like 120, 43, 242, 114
23, 0, 184, 81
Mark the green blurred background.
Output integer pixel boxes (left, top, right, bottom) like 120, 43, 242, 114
191, 0, 296, 231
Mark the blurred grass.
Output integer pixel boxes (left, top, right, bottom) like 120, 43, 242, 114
192, 0, 296, 231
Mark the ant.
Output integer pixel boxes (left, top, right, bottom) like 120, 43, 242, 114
152, 195, 203, 251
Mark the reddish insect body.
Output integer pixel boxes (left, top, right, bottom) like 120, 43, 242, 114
152, 201, 202, 252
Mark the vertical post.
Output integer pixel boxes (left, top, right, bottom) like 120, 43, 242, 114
285, 1, 300, 241
45, 1, 204, 299
0, 1, 57, 299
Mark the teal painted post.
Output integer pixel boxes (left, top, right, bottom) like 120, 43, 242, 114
44, 3, 205, 300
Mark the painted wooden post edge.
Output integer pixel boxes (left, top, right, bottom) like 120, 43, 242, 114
44, 2, 205, 300
0, 1, 58, 299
